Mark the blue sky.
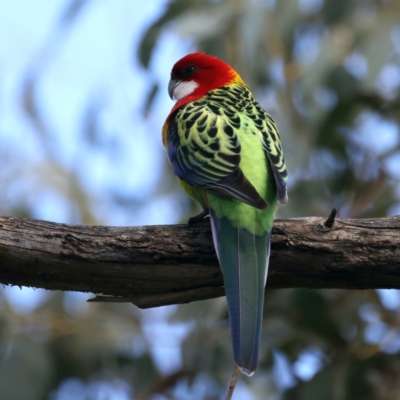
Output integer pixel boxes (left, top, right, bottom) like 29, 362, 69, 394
0, 0, 194, 226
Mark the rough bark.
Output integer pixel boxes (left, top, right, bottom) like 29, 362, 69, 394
0, 215, 399, 308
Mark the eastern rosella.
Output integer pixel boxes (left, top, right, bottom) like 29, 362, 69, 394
162, 53, 288, 375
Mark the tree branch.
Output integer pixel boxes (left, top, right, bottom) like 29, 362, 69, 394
0, 215, 399, 308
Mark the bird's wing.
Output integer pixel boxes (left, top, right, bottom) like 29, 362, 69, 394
258, 111, 288, 204
166, 99, 268, 210
212, 83, 288, 205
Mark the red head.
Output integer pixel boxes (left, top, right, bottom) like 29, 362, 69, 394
168, 53, 242, 108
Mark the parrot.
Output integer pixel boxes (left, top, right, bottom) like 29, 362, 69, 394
162, 53, 288, 376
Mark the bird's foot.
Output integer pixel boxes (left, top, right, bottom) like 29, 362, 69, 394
188, 209, 210, 225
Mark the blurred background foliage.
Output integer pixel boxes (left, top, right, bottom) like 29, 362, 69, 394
1, 0, 400, 398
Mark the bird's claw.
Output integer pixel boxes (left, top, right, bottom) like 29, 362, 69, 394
188, 209, 210, 225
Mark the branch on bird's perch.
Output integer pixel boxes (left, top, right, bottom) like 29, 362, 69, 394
0, 215, 399, 309
324, 207, 337, 228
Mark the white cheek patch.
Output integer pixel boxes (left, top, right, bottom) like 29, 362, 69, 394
173, 80, 199, 100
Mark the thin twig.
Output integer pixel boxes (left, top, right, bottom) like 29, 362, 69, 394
324, 207, 337, 228
226, 364, 240, 400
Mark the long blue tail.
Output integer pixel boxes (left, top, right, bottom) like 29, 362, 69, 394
209, 209, 271, 375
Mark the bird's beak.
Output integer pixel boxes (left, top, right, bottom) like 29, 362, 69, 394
168, 77, 180, 100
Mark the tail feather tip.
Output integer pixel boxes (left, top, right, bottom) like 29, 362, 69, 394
239, 367, 255, 377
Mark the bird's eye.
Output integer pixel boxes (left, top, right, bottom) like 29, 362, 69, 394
184, 65, 196, 75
